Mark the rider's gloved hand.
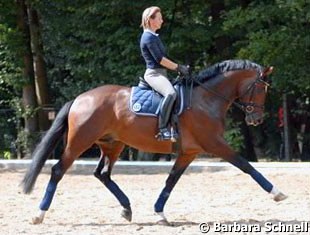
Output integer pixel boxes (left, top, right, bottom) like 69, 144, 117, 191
177, 64, 190, 76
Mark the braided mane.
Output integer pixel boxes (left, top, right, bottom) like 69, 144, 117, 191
197, 59, 263, 82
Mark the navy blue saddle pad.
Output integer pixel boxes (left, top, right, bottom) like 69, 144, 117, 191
129, 84, 185, 117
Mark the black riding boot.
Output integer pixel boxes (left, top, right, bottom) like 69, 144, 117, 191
157, 94, 176, 141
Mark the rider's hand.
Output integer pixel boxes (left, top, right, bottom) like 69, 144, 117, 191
177, 64, 190, 76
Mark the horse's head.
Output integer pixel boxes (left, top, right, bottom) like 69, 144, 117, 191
238, 66, 273, 126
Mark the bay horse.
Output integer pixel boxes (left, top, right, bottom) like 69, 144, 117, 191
22, 60, 287, 225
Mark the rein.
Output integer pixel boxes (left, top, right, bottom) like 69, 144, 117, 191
186, 73, 270, 114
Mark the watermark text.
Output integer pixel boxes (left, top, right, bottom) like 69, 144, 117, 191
199, 221, 309, 233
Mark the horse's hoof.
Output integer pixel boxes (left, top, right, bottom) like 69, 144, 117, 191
274, 192, 288, 202
156, 219, 170, 226
121, 208, 132, 222
155, 212, 170, 225
32, 216, 44, 224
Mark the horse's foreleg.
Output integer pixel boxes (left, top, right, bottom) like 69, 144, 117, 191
94, 143, 132, 222
154, 154, 195, 224
227, 154, 288, 201
212, 139, 287, 202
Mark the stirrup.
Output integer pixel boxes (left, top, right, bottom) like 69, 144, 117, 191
155, 128, 172, 141
155, 128, 178, 142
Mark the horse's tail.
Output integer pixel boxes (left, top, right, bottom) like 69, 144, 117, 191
22, 100, 74, 194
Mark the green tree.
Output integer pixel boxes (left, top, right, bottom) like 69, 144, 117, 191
222, 0, 310, 159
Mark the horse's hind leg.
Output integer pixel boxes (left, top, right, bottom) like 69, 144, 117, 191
32, 159, 62, 224
94, 141, 132, 222
33, 140, 92, 224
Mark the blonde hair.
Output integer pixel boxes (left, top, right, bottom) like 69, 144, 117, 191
141, 6, 161, 29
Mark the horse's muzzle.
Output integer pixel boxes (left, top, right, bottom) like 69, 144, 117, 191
245, 112, 264, 126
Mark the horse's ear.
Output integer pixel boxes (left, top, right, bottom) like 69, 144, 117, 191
262, 66, 273, 77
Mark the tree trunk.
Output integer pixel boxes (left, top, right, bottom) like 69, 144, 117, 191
26, 2, 50, 131
283, 93, 292, 161
209, 0, 231, 58
239, 0, 252, 8
240, 122, 258, 161
16, 0, 38, 157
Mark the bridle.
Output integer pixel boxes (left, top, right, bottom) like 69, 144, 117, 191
188, 72, 270, 114
236, 73, 270, 114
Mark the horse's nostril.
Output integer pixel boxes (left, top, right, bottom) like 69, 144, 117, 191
253, 118, 264, 126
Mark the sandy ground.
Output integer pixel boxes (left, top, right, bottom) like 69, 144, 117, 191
0, 163, 309, 235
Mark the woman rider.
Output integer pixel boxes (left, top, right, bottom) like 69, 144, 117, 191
140, 6, 189, 141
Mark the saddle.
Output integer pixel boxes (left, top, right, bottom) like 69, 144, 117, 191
129, 77, 186, 117
129, 77, 189, 143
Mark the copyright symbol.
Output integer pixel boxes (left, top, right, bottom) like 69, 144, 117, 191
199, 223, 210, 233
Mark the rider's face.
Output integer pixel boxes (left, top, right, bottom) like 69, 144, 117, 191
150, 12, 163, 31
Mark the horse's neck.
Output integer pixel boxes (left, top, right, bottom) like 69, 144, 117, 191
192, 73, 241, 119
202, 73, 239, 103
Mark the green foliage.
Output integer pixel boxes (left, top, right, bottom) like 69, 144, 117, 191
0, 1, 27, 90
224, 118, 244, 151
3, 151, 11, 159
0, 150, 12, 160
222, 0, 310, 95
36, 1, 147, 104
0, 1, 24, 157
14, 128, 38, 157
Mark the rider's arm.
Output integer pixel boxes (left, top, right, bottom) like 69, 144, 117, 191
160, 57, 178, 71
145, 35, 182, 72
161, 57, 189, 76
145, 36, 178, 71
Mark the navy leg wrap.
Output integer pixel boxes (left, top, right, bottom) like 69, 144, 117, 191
154, 167, 186, 212
249, 169, 273, 192
39, 163, 63, 211
105, 180, 130, 209
39, 180, 57, 211
154, 188, 170, 212
230, 155, 273, 193
95, 172, 130, 209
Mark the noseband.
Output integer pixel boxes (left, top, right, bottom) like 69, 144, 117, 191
190, 73, 270, 114
236, 75, 270, 114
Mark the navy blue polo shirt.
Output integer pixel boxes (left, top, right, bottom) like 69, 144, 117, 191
140, 30, 166, 69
